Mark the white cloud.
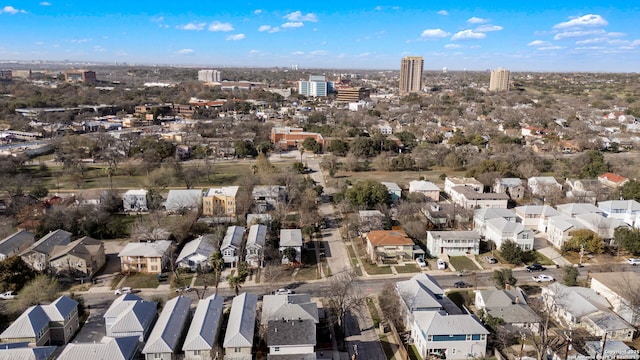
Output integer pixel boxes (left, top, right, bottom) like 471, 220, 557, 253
35, 41, 44, 45
284, 11, 318, 22
451, 30, 486, 41
226, 33, 245, 41
177, 22, 206, 31
291, 51, 305, 55
467, 17, 488, 24
177, 48, 194, 55
208, 21, 234, 32
538, 46, 565, 51
70, 38, 91, 43
575, 37, 608, 45
476, 25, 503, 32
606, 32, 626, 37
282, 22, 303, 28
253, 9, 262, 15
0, 5, 26, 14
528, 40, 551, 47
93, 46, 106, 52
150, 16, 164, 23
553, 14, 608, 29
437, 10, 449, 16
554, 29, 605, 40
310, 50, 327, 56
420, 28, 450, 39
359, 52, 370, 57
39, 2, 51, 5
444, 44, 462, 49
374, 6, 383, 11
258, 25, 271, 32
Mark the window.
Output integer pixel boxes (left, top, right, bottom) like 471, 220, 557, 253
274, 347, 280, 352
234, 347, 241, 353
194, 350, 201, 355
151, 265, 158, 271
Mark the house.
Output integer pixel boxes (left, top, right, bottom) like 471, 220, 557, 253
422, 203, 466, 229
202, 186, 239, 217
474, 288, 541, 333
365, 230, 415, 263
104, 294, 157, 341
0, 343, 57, 360
484, 218, 534, 250
574, 213, 628, 241
176, 235, 217, 272
0, 295, 79, 346
409, 180, 440, 202
396, 273, 445, 326
267, 319, 316, 358
598, 172, 629, 189
49, 236, 105, 278
527, 176, 562, 196
123, 189, 148, 212
494, 178, 525, 200
542, 283, 635, 341
20, 229, 72, 271
57, 336, 140, 360
381, 182, 402, 203
590, 272, 640, 326
183, 294, 225, 360
358, 210, 386, 232
598, 200, 640, 227
564, 179, 603, 204
280, 229, 303, 264
448, 186, 509, 209
444, 177, 483, 196
473, 208, 517, 236
515, 205, 562, 232
261, 294, 319, 325
270, 127, 325, 150
252, 185, 286, 212
0, 230, 35, 261
245, 224, 267, 268
411, 311, 489, 360
220, 226, 245, 268
118, 240, 172, 274
246, 213, 272, 226
426, 231, 481, 257
556, 203, 604, 218
546, 216, 588, 249
165, 189, 203, 214
142, 296, 192, 360
223, 293, 257, 360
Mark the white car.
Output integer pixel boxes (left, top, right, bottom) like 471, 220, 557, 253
437, 259, 447, 270
0, 291, 17, 300
416, 258, 427, 268
532, 274, 555, 283
114, 287, 132, 295
628, 258, 640, 266
274, 288, 292, 295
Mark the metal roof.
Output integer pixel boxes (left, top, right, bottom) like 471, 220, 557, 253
118, 240, 171, 258
57, 336, 139, 360
223, 293, 257, 349
414, 311, 489, 336
221, 226, 245, 251
41, 295, 78, 322
26, 229, 72, 255
143, 296, 192, 354
0, 306, 49, 339
176, 235, 217, 264
183, 294, 224, 351
279, 229, 302, 247
0, 230, 35, 257
246, 224, 267, 248
0, 345, 57, 360
261, 294, 318, 325
104, 294, 157, 336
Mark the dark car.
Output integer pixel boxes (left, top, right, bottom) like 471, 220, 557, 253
526, 263, 546, 272
454, 281, 471, 288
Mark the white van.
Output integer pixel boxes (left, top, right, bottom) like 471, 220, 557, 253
437, 259, 447, 270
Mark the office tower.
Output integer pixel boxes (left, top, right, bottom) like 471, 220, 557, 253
198, 69, 221, 82
399, 56, 424, 95
298, 75, 334, 97
489, 68, 510, 91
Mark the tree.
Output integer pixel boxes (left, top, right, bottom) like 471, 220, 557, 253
579, 150, 608, 178
0, 257, 36, 292
326, 271, 364, 334
327, 139, 349, 156
561, 265, 579, 286
227, 275, 242, 296
378, 282, 405, 331
234, 140, 258, 158
209, 251, 224, 293
620, 180, 640, 202
302, 137, 321, 154
282, 247, 297, 264
10, 275, 60, 313
492, 268, 517, 289
564, 229, 604, 254
614, 227, 640, 256
344, 180, 391, 208
500, 240, 523, 265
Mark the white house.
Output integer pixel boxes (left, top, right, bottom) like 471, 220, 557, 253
409, 180, 440, 202
123, 189, 148, 212
252, 185, 286, 212
245, 224, 267, 268
142, 296, 192, 360
484, 218, 534, 251
164, 189, 202, 214
411, 311, 488, 360
176, 235, 217, 272
473, 208, 517, 237
556, 203, 604, 218
527, 176, 562, 196
494, 178, 525, 200
381, 182, 402, 202
279, 229, 303, 264
598, 200, 640, 227
223, 293, 257, 360
546, 216, 588, 249
182, 295, 225, 360
449, 186, 509, 210
515, 205, 562, 232
426, 231, 481, 257
574, 213, 629, 241
590, 272, 640, 327
220, 226, 245, 268
444, 177, 483, 196
104, 294, 157, 342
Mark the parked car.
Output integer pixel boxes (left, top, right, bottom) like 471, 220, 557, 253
526, 263, 546, 272
114, 287, 132, 295
416, 258, 427, 268
175, 286, 192, 293
457, 269, 472, 276
454, 281, 471, 288
628, 258, 640, 266
437, 259, 447, 270
274, 288, 292, 295
485, 256, 498, 264
532, 274, 555, 283
0, 291, 17, 300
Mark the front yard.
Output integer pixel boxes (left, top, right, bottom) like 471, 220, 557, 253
121, 273, 160, 289
449, 256, 480, 271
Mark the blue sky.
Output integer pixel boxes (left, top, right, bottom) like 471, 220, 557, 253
1, 1, 639, 71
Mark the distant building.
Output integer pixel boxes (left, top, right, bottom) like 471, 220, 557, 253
63, 70, 97, 83
298, 75, 334, 97
202, 186, 239, 217
336, 87, 370, 102
49, 236, 106, 278
489, 67, 510, 91
0, 230, 35, 261
494, 178, 525, 200
409, 180, 440, 202
381, 182, 402, 203
198, 69, 221, 82
0, 69, 11, 79
399, 56, 424, 95
118, 241, 172, 274
122, 189, 148, 212
270, 126, 324, 150
598, 172, 630, 188
426, 231, 481, 256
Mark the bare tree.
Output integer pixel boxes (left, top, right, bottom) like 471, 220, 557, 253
326, 271, 365, 334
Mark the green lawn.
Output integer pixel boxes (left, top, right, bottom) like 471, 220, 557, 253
408, 345, 422, 360
121, 273, 160, 289
394, 264, 420, 274
449, 256, 480, 271
346, 245, 363, 276
366, 297, 381, 328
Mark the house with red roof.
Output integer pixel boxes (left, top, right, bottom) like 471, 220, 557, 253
598, 172, 629, 189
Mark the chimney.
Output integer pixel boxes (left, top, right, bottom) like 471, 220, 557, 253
515, 296, 520, 304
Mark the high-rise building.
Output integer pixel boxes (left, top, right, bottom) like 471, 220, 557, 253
399, 56, 424, 95
198, 69, 221, 82
489, 68, 510, 91
63, 70, 97, 83
298, 75, 334, 97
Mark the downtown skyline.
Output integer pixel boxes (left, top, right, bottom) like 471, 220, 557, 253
0, 1, 639, 72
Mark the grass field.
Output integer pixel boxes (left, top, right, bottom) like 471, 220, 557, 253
325, 166, 467, 190
449, 256, 480, 271
394, 263, 420, 274
122, 273, 159, 289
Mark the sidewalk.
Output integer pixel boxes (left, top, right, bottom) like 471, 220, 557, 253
535, 236, 572, 266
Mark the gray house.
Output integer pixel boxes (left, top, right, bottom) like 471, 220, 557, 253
57, 336, 140, 360
104, 294, 157, 342
0, 229, 35, 261
220, 226, 245, 268
245, 224, 267, 268
223, 293, 257, 360
176, 235, 217, 272
279, 229, 303, 264
142, 296, 192, 360
164, 189, 203, 214
0, 343, 56, 360
252, 185, 286, 212
183, 294, 225, 360
20, 229, 72, 271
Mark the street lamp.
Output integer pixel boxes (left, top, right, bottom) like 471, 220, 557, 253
579, 243, 585, 266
